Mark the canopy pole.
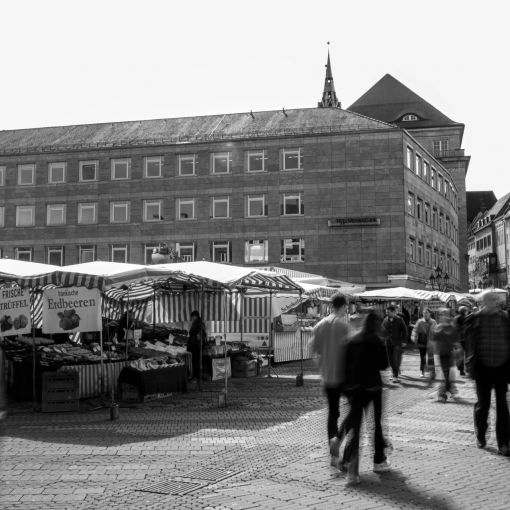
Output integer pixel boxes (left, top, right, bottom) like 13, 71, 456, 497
30, 287, 37, 412
222, 290, 229, 405
198, 284, 204, 392
124, 290, 130, 362
296, 289, 304, 386
239, 289, 244, 344
99, 329, 105, 397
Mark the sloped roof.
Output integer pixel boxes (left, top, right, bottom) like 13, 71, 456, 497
487, 192, 510, 219
466, 191, 497, 223
0, 108, 395, 154
348, 74, 461, 129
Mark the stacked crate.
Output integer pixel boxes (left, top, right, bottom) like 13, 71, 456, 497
41, 372, 79, 412
231, 358, 258, 378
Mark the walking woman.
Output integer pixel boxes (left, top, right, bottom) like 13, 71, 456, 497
411, 308, 437, 378
341, 310, 391, 484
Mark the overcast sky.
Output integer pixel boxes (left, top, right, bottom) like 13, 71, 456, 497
1, 0, 508, 197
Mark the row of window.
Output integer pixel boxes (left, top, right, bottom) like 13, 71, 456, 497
0, 193, 304, 227
408, 237, 459, 279
405, 145, 457, 209
406, 192, 458, 244
2, 238, 306, 266
0, 148, 303, 186
476, 234, 492, 251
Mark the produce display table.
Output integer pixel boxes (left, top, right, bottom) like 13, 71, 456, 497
118, 364, 187, 397
58, 360, 129, 398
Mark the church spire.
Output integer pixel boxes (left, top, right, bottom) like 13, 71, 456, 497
318, 44, 341, 108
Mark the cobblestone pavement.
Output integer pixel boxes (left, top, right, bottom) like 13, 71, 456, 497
1, 350, 510, 509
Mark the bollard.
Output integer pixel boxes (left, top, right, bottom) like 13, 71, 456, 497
296, 373, 304, 387
110, 403, 119, 420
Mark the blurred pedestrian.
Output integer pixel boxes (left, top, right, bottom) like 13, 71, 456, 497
340, 310, 391, 484
454, 306, 469, 376
310, 293, 351, 467
433, 309, 459, 401
465, 291, 510, 456
410, 308, 437, 377
188, 310, 207, 385
381, 305, 408, 383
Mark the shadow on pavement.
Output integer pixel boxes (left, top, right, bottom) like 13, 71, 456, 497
354, 469, 459, 510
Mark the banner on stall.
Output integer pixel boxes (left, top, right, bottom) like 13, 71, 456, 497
0, 287, 31, 337
42, 287, 101, 334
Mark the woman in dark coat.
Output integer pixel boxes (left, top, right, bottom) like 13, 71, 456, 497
188, 310, 206, 383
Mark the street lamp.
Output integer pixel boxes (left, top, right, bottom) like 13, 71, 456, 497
429, 265, 450, 291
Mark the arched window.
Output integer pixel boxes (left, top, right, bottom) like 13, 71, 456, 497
402, 114, 419, 121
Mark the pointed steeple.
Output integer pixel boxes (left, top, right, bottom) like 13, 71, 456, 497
318, 44, 340, 108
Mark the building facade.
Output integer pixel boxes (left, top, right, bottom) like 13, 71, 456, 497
0, 58, 462, 290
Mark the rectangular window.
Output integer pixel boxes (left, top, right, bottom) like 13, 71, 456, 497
246, 194, 268, 217
111, 244, 128, 263
47, 246, 64, 266
144, 244, 159, 264
446, 216, 450, 238
444, 179, 449, 198
415, 154, 422, 177
144, 156, 162, 178
79, 245, 95, 263
176, 242, 195, 262
211, 152, 231, 174
47, 204, 66, 225
423, 161, 430, 182
79, 161, 98, 182
281, 192, 304, 216
281, 148, 302, 171
144, 200, 163, 221
0, 206, 4, 227
406, 146, 413, 169
211, 241, 232, 262
407, 193, 415, 216
48, 162, 66, 183
416, 198, 423, 220
178, 154, 196, 176
439, 213, 444, 233
15, 247, 32, 261
433, 250, 439, 268
433, 139, 449, 155
424, 203, 430, 225
177, 198, 195, 220
0, 166, 5, 186
211, 196, 230, 219
425, 247, 431, 268
437, 174, 443, 193
246, 150, 266, 173
16, 206, 35, 226
245, 239, 268, 263
18, 164, 35, 185
417, 242, 424, 265
409, 238, 416, 263
431, 168, 436, 189
110, 202, 130, 223
432, 208, 438, 230
111, 159, 130, 180
78, 203, 97, 224
281, 238, 305, 262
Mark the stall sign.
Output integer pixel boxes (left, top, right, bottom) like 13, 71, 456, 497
427, 297, 444, 311
0, 287, 31, 337
42, 287, 101, 334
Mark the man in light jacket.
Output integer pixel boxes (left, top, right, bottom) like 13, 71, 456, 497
310, 293, 351, 466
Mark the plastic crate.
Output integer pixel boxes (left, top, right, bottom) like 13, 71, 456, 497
120, 383, 141, 403
42, 372, 79, 391
232, 360, 258, 378
41, 399, 79, 413
42, 387, 78, 401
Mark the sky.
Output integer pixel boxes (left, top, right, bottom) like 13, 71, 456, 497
1, 0, 508, 197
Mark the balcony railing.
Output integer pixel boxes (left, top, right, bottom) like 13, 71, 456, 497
433, 148, 465, 158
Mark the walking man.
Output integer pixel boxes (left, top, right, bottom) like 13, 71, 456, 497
310, 293, 351, 466
465, 290, 510, 456
381, 305, 408, 383
410, 308, 436, 377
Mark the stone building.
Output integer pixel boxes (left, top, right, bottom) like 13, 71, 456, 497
0, 54, 463, 290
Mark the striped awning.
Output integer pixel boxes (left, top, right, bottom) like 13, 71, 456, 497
233, 272, 303, 292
